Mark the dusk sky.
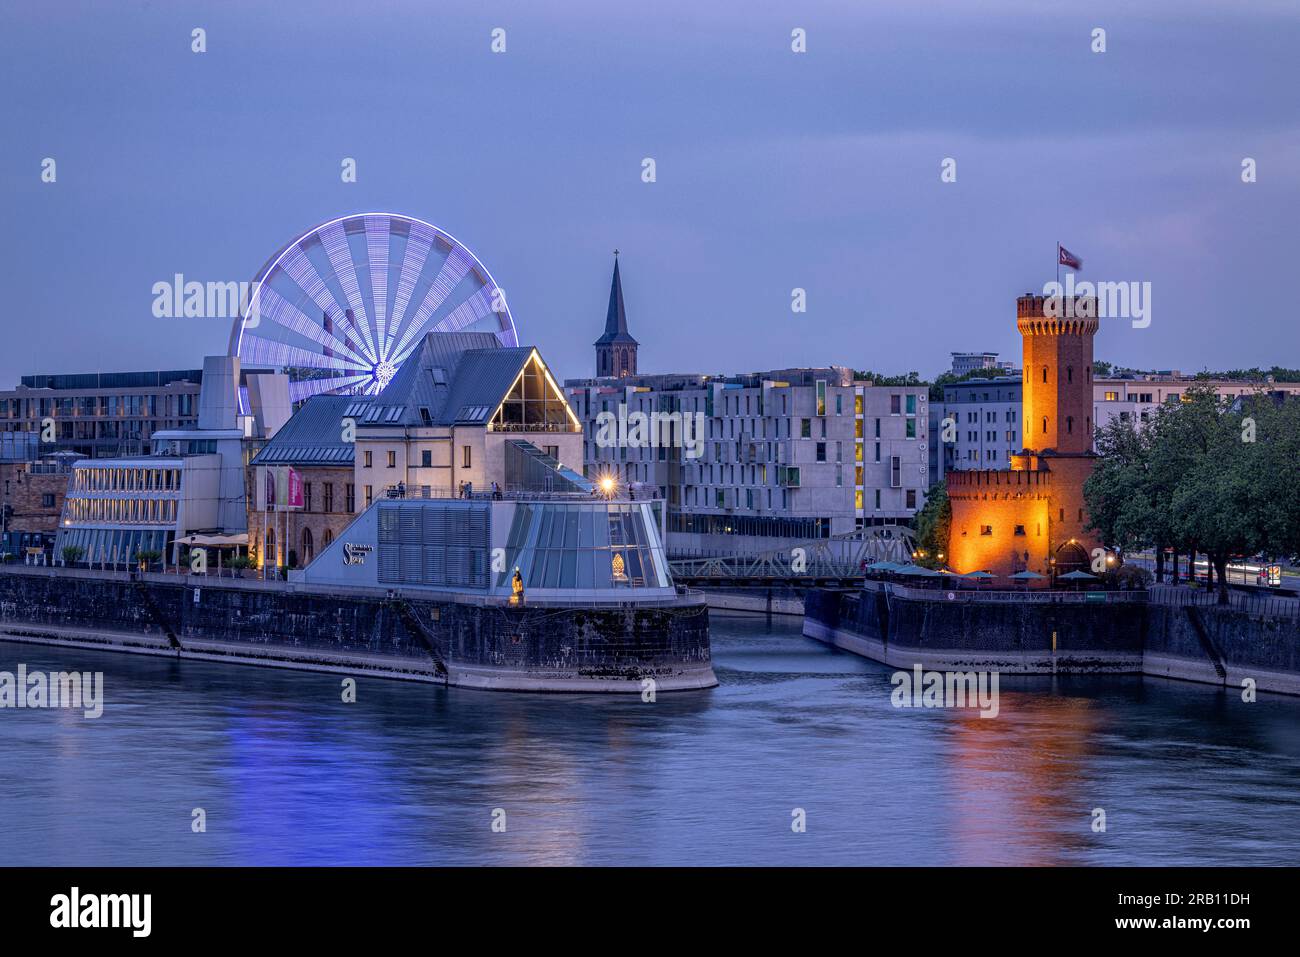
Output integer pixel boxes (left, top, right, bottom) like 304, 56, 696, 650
3, 0, 1298, 387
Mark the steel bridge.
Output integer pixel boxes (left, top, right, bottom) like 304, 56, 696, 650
667, 525, 917, 584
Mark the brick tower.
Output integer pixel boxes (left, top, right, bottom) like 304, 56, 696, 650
1017, 294, 1098, 459
946, 294, 1100, 581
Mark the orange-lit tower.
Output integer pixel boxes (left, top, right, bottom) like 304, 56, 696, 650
1017, 295, 1097, 459
946, 294, 1100, 581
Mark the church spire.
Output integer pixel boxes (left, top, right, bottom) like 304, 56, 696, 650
594, 252, 638, 377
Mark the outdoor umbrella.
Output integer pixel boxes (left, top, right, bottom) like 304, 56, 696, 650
1008, 569, 1045, 591
895, 565, 944, 586
1058, 569, 1099, 590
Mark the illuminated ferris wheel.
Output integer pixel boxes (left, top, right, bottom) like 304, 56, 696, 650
228, 212, 518, 406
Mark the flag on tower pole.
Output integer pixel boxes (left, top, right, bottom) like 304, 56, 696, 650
1058, 244, 1082, 271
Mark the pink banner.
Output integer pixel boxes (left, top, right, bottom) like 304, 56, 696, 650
286, 466, 303, 509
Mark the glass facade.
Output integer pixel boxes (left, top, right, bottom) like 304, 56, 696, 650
497, 502, 670, 591
56, 528, 173, 563
55, 461, 185, 562
489, 354, 581, 433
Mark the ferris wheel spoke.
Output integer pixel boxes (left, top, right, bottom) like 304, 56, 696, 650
385, 220, 436, 356
319, 221, 379, 364
278, 244, 376, 366
287, 373, 372, 404
434, 286, 498, 333
254, 285, 370, 368
388, 287, 491, 367
388, 246, 477, 362
363, 215, 391, 361
241, 333, 371, 373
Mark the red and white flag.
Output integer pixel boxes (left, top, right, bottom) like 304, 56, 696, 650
1058, 244, 1082, 270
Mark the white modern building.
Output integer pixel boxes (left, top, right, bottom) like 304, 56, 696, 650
567, 366, 931, 555
55, 355, 288, 564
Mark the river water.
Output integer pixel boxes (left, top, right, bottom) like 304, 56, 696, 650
2, 614, 1298, 866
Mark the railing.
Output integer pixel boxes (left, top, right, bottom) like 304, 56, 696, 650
382, 484, 662, 503
486, 422, 580, 434
1149, 584, 1300, 621
668, 527, 917, 580
866, 579, 1149, 603
0, 563, 708, 608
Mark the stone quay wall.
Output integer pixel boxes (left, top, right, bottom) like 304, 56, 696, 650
0, 567, 715, 693
805, 584, 1300, 695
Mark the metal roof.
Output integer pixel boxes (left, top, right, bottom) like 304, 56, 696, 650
360, 331, 536, 428
251, 394, 372, 466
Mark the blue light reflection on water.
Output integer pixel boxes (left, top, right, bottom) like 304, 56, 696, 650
1, 614, 1298, 866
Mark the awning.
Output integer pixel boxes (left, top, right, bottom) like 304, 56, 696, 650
177, 533, 249, 547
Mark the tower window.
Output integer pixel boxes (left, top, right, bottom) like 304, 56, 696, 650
1041, 417, 1048, 433
1067, 367, 1073, 383
1067, 416, 1074, 433
1042, 367, 1048, 383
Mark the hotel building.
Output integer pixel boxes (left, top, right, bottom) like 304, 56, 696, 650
567, 368, 930, 554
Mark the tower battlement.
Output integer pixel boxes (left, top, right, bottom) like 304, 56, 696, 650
1017, 293, 1099, 321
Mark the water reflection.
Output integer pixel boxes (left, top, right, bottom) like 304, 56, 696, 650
1, 617, 1298, 866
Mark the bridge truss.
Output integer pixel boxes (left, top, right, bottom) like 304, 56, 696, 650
667, 525, 917, 582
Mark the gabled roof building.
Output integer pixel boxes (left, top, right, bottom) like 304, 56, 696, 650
351, 330, 584, 509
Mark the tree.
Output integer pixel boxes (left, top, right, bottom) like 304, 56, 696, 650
61, 545, 85, 566
857, 370, 924, 387
1088, 385, 1300, 603
913, 482, 950, 569
1085, 415, 1159, 566
1243, 395, 1300, 562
